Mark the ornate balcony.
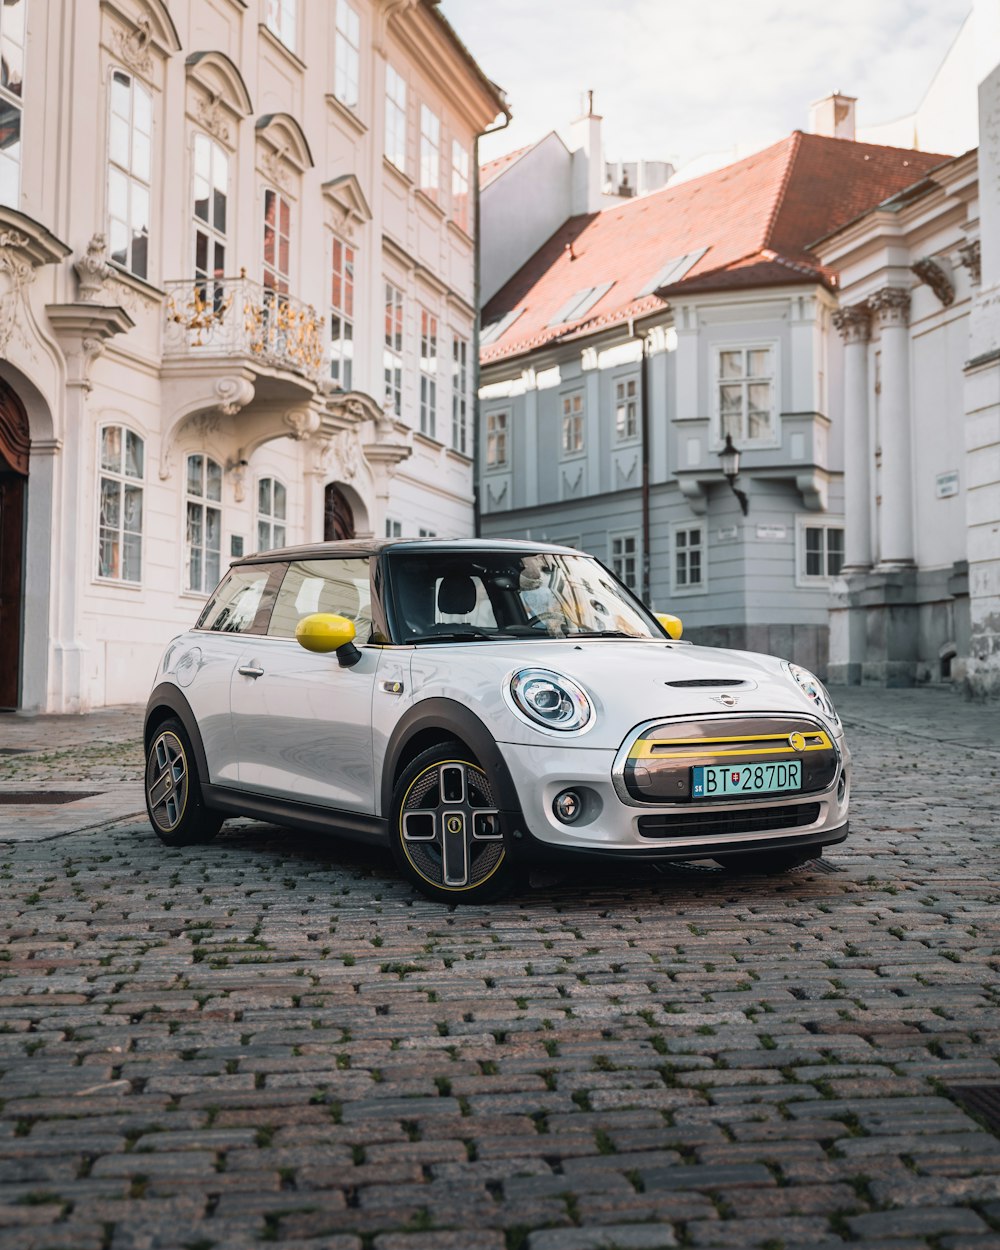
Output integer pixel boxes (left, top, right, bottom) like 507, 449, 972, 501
163, 273, 324, 383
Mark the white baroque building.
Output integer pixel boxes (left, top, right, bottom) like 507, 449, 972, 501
0, 0, 505, 713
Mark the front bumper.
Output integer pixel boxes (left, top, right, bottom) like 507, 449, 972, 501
498, 715, 850, 862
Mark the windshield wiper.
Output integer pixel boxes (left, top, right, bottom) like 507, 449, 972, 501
408, 629, 513, 643
565, 629, 645, 639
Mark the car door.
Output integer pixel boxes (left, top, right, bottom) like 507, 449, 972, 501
230, 555, 378, 813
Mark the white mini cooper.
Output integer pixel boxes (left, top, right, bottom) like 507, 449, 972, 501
144, 539, 850, 903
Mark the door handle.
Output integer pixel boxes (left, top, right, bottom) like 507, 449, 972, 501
238, 663, 264, 679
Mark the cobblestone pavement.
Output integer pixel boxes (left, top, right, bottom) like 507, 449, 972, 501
1, 688, 999, 1250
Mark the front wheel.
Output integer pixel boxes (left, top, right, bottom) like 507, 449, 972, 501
714, 848, 816, 874
145, 717, 221, 847
389, 741, 517, 904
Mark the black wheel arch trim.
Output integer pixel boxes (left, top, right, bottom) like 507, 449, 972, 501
144, 683, 211, 783
381, 698, 523, 820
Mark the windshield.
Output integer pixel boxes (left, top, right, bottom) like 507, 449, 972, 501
385, 550, 663, 644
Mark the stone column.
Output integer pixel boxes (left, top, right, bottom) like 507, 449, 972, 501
832, 303, 873, 570
869, 287, 914, 569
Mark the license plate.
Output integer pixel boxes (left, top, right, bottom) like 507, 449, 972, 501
691, 760, 801, 799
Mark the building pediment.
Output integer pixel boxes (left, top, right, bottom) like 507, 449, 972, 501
255, 114, 314, 174
186, 51, 254, 122
322, 175, 372, 230
100, 0, 181, 60
0, 206, 71, 269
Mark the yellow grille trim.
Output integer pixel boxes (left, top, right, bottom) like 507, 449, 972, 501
629, 729, 832, 761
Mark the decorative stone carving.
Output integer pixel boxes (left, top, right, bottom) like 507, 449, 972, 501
379, 394, 397, 435
196, 91, 230, 145
0, 231, 36, 357
832, 303, 871, 344
227, 456, 247, 503
311, 439, 334, 474
74, 234, 114, 302
111, 17, 154, 78
340, 431, 360, 480
867, 286, 910, 328
958, 240, 982, 286
215, 376, 255, 416
260, 146, 289, 189
911, 256, 955, 307
284, 407, 320, 440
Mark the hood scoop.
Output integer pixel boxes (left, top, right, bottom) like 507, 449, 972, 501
665, 679, 748, 688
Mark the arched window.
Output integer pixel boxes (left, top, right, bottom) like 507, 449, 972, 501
186, 454, 222, 593
98, 425, 144, 583
108, 68, 152, 279
257, 476, 287, 551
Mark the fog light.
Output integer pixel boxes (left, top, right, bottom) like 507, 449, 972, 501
553, 789, 582, 824
837, 771, 847, 803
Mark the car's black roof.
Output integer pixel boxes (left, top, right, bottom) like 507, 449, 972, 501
234, 537, 582, 567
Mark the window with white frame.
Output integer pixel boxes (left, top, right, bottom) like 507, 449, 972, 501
451, 140, 469, 232
562, 392, 584, 455
330, 236, 355, 389
419, 308, 438, 437
263, 188, 291, 294
193, 133, 228, 303
265, 0, 296, 50
611, 532, 639, 593
108, 68, 152, 279
385, 518, 402, 538
384, 281, 403, 416
334, 1, 360, 110
717, 345, 775, 443
419, 104, 439, 199
452, 335, 468, 454
97, 425, 144, 583
800, 520, 845, 581
257, 477, 287, 552
419, 527, 436, 538
384, 65, 406, 171
0, 0, 26, 207
674, 524, 704, 591
186, 454, 223, 594
486, 410, 508, 469
615, 376, 638, 441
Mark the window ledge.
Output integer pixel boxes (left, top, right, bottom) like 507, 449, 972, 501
258, 23, 307, 72
413, 430, 445, 452
446, 446, 472, 465
92, 577, 143, 592
414, 188, 446, 220
447, 219, 474, 248
560, 450, 587, 462
383, 154, 412, 187
325, 93, 367, 136
670, 585, 708, 598
107, 262, 166, 305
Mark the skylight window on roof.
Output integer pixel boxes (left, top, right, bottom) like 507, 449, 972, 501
637, 248, 708, 297
480, 307, 525, 346
548, 281, 615, 328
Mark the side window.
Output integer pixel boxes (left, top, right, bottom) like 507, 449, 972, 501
268, 558, 372, 641
196, 564, 282, 634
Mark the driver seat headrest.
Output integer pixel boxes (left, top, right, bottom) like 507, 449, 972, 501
437, 574, 477, 615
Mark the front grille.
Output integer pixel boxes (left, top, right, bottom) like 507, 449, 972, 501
638, 802, 821, 840
665, 679, 746, 688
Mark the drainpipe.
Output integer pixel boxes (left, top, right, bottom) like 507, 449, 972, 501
472, 107, 512, 537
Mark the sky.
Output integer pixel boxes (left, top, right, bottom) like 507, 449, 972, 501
439, 0, 972, 171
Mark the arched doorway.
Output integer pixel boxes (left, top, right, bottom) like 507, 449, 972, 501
0, 379, 29, 710
324, 482, 355, 541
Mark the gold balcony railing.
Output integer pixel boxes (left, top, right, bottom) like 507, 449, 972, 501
163, 273, 324, 382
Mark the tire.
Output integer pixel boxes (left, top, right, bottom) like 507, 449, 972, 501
389, 740, 517, 905
714, 848, 816, 874
144, 717, 221, 847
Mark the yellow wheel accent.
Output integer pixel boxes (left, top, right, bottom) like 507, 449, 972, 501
398, 758, 507, 894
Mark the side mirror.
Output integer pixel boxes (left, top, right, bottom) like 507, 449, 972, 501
295, 613, 362, 668
656, 612, 683, 640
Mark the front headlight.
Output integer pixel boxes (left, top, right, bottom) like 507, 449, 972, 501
783, 662, 840, 726
509, 668, 594, 732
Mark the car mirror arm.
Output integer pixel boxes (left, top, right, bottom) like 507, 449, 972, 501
336, 642, 362, 668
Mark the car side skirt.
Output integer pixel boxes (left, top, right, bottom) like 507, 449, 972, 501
201, 784, 389, 846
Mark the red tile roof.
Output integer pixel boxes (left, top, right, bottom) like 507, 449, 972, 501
480, 142, 535, 188
481, 131, 950, 365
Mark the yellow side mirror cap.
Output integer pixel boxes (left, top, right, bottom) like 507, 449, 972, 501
656, 612, 683, 640
295, 613, 357, 654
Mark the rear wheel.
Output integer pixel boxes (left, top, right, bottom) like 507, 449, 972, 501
389, 741, 516, 904
714, 848, 815, 874
144, 717, 221, 847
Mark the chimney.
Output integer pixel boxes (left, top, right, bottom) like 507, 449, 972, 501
570, 89, 603, 213
809, 92, 857, 140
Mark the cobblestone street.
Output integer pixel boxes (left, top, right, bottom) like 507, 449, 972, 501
1, 688, 999, 1250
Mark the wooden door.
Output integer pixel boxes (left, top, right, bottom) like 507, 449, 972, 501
323, 483, 355, 541
0, 381, 29, 710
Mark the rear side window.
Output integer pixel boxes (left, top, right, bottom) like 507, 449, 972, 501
195, 564, 283, 634
268, 558, 373, 641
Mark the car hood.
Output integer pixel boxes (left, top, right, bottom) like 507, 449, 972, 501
408, 639, 839, 751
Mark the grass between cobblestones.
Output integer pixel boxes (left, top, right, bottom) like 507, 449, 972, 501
0, 689, 999, 1249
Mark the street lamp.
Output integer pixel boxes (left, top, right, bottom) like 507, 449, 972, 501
718, 432, 749, 516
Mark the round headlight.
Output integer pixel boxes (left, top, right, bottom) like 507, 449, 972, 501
509, 668, 594, 732
783, 662, 840, 725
